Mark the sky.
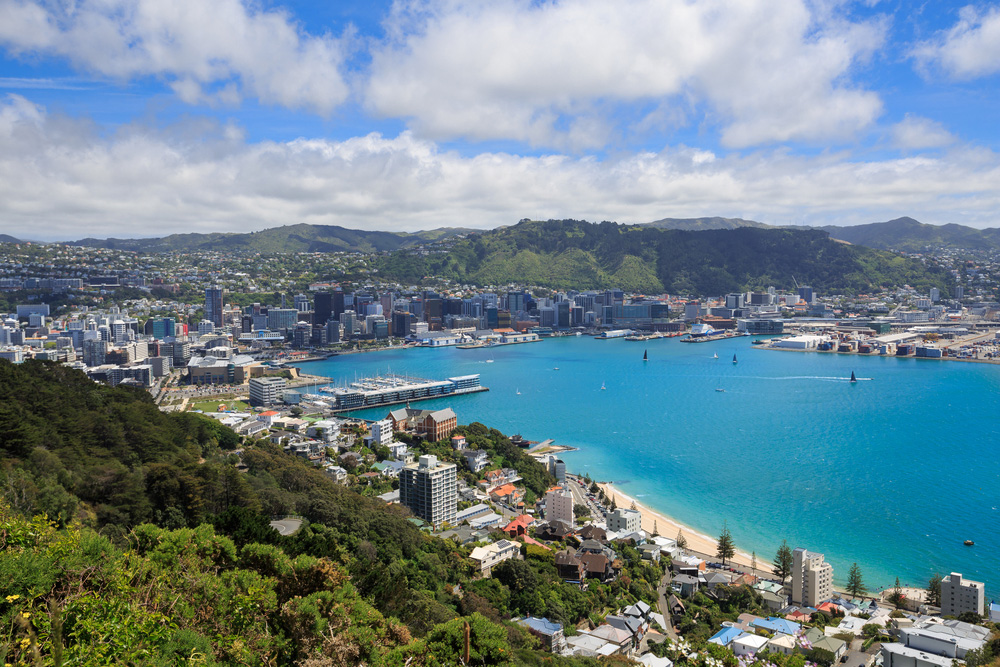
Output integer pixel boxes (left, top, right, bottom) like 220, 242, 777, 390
1, 0, 1000, 240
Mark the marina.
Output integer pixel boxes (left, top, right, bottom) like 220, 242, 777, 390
296, 334, 1000, 596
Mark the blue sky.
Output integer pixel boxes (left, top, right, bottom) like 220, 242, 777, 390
1, 0, 999, 240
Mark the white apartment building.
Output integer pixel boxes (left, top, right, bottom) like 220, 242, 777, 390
248, 376, 287, 407
544, 487, 574, 528
791, 548, 833, 607
399, 455, 457, 528
940, 573, 985, 617
370, 418, 393, 447
607, 508, 642, 534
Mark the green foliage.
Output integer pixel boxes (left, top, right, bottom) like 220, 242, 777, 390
847, 562, 866, 598
927, 573, 942, 607
716, 521, 735, 565
375, 219, 953, 294
773, 540, 793, 583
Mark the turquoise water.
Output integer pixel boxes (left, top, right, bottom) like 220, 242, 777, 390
297, 337, 1000, 598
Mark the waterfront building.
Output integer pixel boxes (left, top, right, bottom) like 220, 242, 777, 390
399, 455, 457, 528
608, 508, 642, 534
249, 376, 287, 407
545, 487, 574, 528
940, 572, 985, 617
791, 548, 833, 607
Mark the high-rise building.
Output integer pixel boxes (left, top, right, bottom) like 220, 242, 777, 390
314, 292, 333, 325
371, 418, 393, 447
399, 455, 457, 528
791, 548, 833, 607
205, 286, 224, 327
544, 487, 574, 528
940, 573, 985, 617
249, 377, 287, 407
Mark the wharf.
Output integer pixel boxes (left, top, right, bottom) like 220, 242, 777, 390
330, 386, 489, 413
456, 338, 543, 349
680, 332, 747, 344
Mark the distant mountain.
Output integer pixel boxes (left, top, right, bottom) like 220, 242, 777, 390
66, 223, 475, 253
0, 234, 21, 243
376, 218, 952, 295
643, 216, 772, 231
819, 217, 1000, 252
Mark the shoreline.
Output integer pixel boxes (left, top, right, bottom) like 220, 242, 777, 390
595, 481, 774, 576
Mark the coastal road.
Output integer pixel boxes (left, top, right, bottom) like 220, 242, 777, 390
269, 518, 303, 536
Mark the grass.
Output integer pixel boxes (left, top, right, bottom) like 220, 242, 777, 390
190, 399, 250, 413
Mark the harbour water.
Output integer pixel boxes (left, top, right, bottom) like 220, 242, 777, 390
297, 336, 1000, 598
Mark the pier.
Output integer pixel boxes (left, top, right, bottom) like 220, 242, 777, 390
320, 373, 489, 412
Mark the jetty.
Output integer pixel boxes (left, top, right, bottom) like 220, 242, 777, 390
320, 373, 488, 412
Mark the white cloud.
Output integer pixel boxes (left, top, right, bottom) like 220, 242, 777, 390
0, 0, 350, 113
911, 5, 1000, 79
1, 95, 998, 241
890, 114, 955, 149
367, 0, 885, 149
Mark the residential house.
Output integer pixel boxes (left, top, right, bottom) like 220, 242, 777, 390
583, 625, 633, 655
536, 521, 574, 542
555, 549, 586, 581
766, 634, 798, 656
468, 513, 504, 530
708, 627, 744, 648
503, 514, 533, 538
517, 617, 566, 653
814, 636, 848, 661
490, 483, 523, 506
672, 574, 700, 598
752, 617, 801, 636
758, 590, 790, 612
580, 553, 612, 581
576, 524, 607, 542
565, 633, 618, 657
469, 539, 520, 576
462, 449, 489, 473
881, 643, 956, 667
704, 572, 730, 590
451, 435, 467, 450
323, 464, 348, 484
732, 634, 770, 657
480, 469, 507, 490
377, 489, 399, 504
638, 543, 661, 562
638, 655, 674, 667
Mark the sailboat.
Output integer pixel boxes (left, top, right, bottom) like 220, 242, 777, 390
713, 352, 718, 359
850, 371, 857, 383
600, 382, 606, 391
516, 388, 521, 395
643, 349, 648, 362
732, 353, 738, 364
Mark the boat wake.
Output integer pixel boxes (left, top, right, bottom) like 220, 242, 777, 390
742, 375, 873, 382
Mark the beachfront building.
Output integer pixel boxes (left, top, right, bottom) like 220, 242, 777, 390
608, 508, 642, 534
399, 455, 457, 528
940, 573, 985, 617
791, 547, 833, 607
544, 487, 574, 528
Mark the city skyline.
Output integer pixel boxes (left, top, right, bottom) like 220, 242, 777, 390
1, 0, 1000, 239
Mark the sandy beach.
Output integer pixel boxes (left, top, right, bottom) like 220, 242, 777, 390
597, 482, 774, 576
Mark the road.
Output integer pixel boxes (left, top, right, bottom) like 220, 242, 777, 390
269, 518, 303, 536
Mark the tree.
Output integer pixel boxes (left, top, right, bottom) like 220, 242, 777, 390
926, 573, 942, 607
676, 529, 687, 551
773, 540, 794, 584
887, 577, 905, 608
652, 520, 659, 537
846, 563, 866, 598
716, 521, 735, 566
751, 551, 757, 574
610, 496, 617, 511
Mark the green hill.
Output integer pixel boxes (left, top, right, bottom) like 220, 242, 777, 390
819, 217, 1000, 252
643, 216, 772, 231
67, 223, 475, 253
376, 218, 952, 295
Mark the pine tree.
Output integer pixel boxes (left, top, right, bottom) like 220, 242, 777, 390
751, 551, 757, 574
773, 540, 793, 584
652, 520, 659, 537
676, 528, 688, 551
847, 562, 866, 598
716, 521, 735, 566
927, 574, 942, 607
888, 576, 905, 608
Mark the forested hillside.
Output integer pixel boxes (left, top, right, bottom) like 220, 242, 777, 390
0, 361, 663, 665
375, 219, 952, 295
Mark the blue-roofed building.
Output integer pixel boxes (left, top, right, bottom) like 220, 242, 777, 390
518, 617, 566, 652
751, 617, 801, 636
708, 627, 744, 647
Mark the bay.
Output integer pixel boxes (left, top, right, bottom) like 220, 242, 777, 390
296, 336, 1000, 598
